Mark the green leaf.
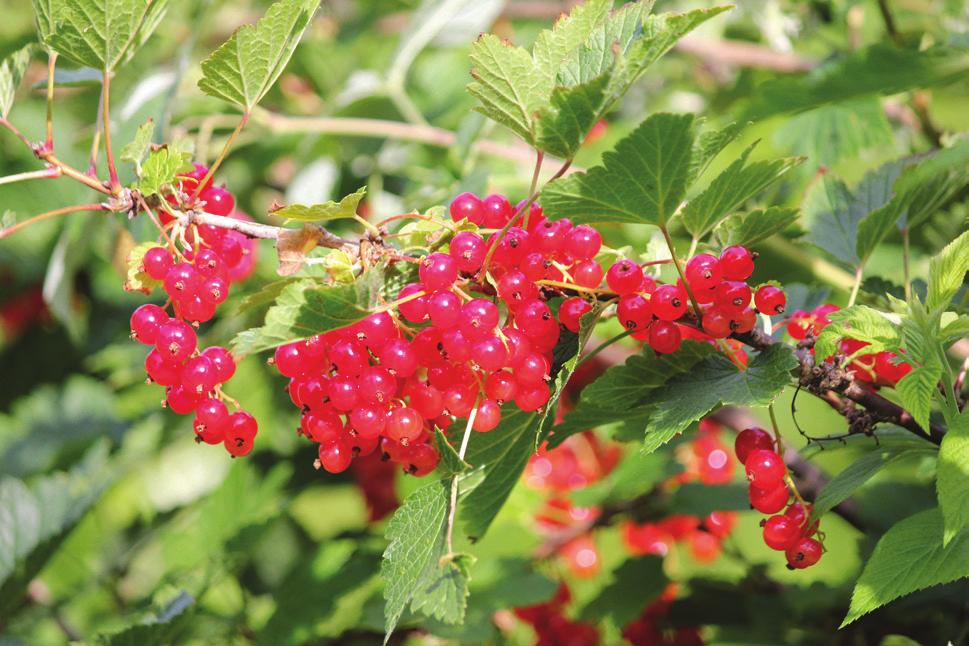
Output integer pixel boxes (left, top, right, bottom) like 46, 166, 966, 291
579, 556, 667, 627
466, 34, 544, 145
940, 316, 969, 347
680, 143, 801, 239
0, 43, 35, 119
120, 118, 155, 167
688, 120, 745, 183
124, 241, 165, 293
541, 112, 696, 226
813, 443, 937, 519
270, 187, 367, 222
48, 0, 170, 72
723, 206, 799, 247
842, 508, 969, 626
94, 591, 194, 646
33, 0, 60, 45
938, 410, 969, 544
435, 429, 470, 477
803, 175, 859, 267
136, 145, 193, 196
0, 443, 110, 616
639, 344, 797, 453
558, 1, 654, 86
231, 271, 380, 355
813, 305, 902, 363
773, 98, 893, 167
856, 202, 901, 264
927, 229, 969, 312
382, 482, 472, 641
532, 0, 611, 84
895, 362, 942, 434
198, 0, 321, 110
535, 72, 610, 159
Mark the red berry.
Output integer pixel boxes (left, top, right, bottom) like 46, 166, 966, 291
617, 295, 651, 331
155, 320, 197, 363
182, 355, 218, 394
386, 407, 423, 444
749, 481, 790, 514
564, 225, 602, 260
145, 348, 182, 386
703, 511, 736, 539
428, 291, 462, 329
328, 375, 358, 411
702, 307, 732, 338
485, 370, 518, 402
350, 404, 388, 438
688, 530, 721, 562
754, 285, 786, 315
720, 245, 755, 280
193, 398, 228, 444
318, 438, 353, 473
200, 186, 235, 216
143, 246, 173, 280
201, 346, 236, 383
516, 300, 555, 338
648, 320, 681, 354
355, 312, 398, 352
745, 449, 786, 488
166, 385, 202, 415
572, 260, 604, 289
379, 339, 418, 377
685, 253, 722, 291
785, 537, 823, 569
734, 427, 774, 464
482, 194, 513, 228
397, 283, 428, 322
497, 271, 539, 310
358, 366, 398, 405
514, 352, 549, 385
274, 342, 306, 378
606, 260, 644, 295
651, 284, 687, 321
559, 297, 592, 333
460, 298, 500, 340
762, 514, 801, 550
473, 399, 502, 432
449, 192, 484, 224
515, 382, 550, 411
473, 336, 509, 371
449, 231, 486, 272
130, 304, 169, 344
419, 253, 458, 290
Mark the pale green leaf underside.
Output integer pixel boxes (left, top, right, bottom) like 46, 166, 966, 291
272, 187, 367, 222
48, 0, 169, 71
198, 0, 320, 109
723, 206, 799, 247
536, 72, 610, 160
32, 0, 59, 45
540, 112, 695, 226
0, 44, 35, 119
843, 508, 969, 626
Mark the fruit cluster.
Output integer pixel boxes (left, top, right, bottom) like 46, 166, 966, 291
130, 167, 259, 457
622, 420, 738, 563
514, 583, 599, 646
622, 583, 703, 646
787, 303, 912, 386
734, 427, 824, 569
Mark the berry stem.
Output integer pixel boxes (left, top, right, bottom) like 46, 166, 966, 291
0, 117, 33, 149
44, 153, 112, 195
87, 87, 104, 178
768, 402, 809, 508
373, 289, 426, 314
446, 397, 480, 555
353, 213, 382, 237
194, 112, 249, 200
575, 329, 634, 370
660, 226, 703, 323
101, 70, 121, 194
847, 265, 864, 307
0, 167, 61, 187
535, 279, 614, 295
522, 150, 544, 229
45, 52, 56, 151
0, 203, 106, 240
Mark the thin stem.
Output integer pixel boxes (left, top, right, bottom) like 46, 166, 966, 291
660, 226, 702, 322
877, 0, 903, 46
687, 236, 698, 259
88, 86, 105, 177
0, 118, 33, 148
194, 112, 249, 199
902, 226, 912, 301
354, 214, 381, 236
576, 330, 634, 369
0, 167, 61, 186
446, 398, 479, 555
101, 71, 121, 193
374, 289, 426, 314
45, 52, 57, 150
522, 150, 544, 229
0, 203, 105, 240
44, 153, 112, 195
535, 279, 614, 295
847, 265, 864, 307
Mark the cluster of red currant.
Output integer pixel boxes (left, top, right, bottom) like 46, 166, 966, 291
130, 166, 259, 456
350, 450, 400, 521
787, 303, 911, 386
514, 583, 599, 646
622, 421, 738, 563
622, 583, 703, 646
734, 427, 823, 569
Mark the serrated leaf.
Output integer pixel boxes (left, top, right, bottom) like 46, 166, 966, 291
895, 363, 942, 434
723, 206, 799, 247
382, 482, 471, 641
938, 410, 969, 544
558, 1, 654, 86
940, 316, 969, 347
467, 34, 544, 144
123, 241, 164, 293
639, 344, 797, 453
120, 118, 155, 167
532, 0, 610, 84
774, 98, 893, 167
813, 443, 937, 520
927, 229, 969, 312
579, 556, 667, 627
198, 0, 320, 110
136, 145, 192, 196
536, 71, 610, 159
0, 443, 110, 617
842, 508, 969, 626
688, 120, 745, 183
541, 112, 695, 226
33, 0, 60, 45
94, 591, 194, 646
271, 187, 367, 222
48, 0, 170, 72
813, 305, 902, 362
435, 429, 470, 477
0, 43, 34, 119
680, 143, 801, 239
231, 271, 381, 355
856, 201, 901, 264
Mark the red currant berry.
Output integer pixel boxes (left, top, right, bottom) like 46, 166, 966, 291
497, 270, 539, 310
785, 537, 823, 569
734, 427, 774, 464
273, 342, 306, 378
473, 399, 502, 432
145, 348, 182, 386
193, 398, 228, 444
685, 253, 722, 291
449, 192, 484, 224
155, 320, 197, 363
720, 245, 755, 280
329, 339, 369, 377
617, 295, 652, 331
485, 370, 518, 403
762, 514, 801, 550
397, 283, 428, 322
428, 291, 462, 329
405, 380, 445, 419
443, 384, 476, 417
386, 406, 424, 444
572, 260, 604, 289
355, 312, 398, 352
200, 186, 235, 216
327, 375, 359, 411
460, 298, 500, 340
749, 481, 790, 514
515, 382, 550, 411
302, 409, 343, 443
565, 225, 602, 260
449, 231, 486, 272
514, 352, 550, 384
754, 285, 786, 315
201, 346, 236, 383
143, 246, 174, 280
130, 304, 169, 344
745, 449, 786, 488
473, 336, 509, 371
717, 280, 752, 314
182, 355, 218, 395
558, 297, 592, 333
166, 385, 202, 415
403, 443, 440, 476
731, 307, 757, 334
648, 320, 681, 354
358, 366, 398, 405
350, 404, 388, 438
482, 194, 514, 228
606, 260, 644, 295
318, 438, 353, 473
419, 253, 458, 291
702, 307, 732, 338
379, 339, 418, 377
651, 284, 687, 321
